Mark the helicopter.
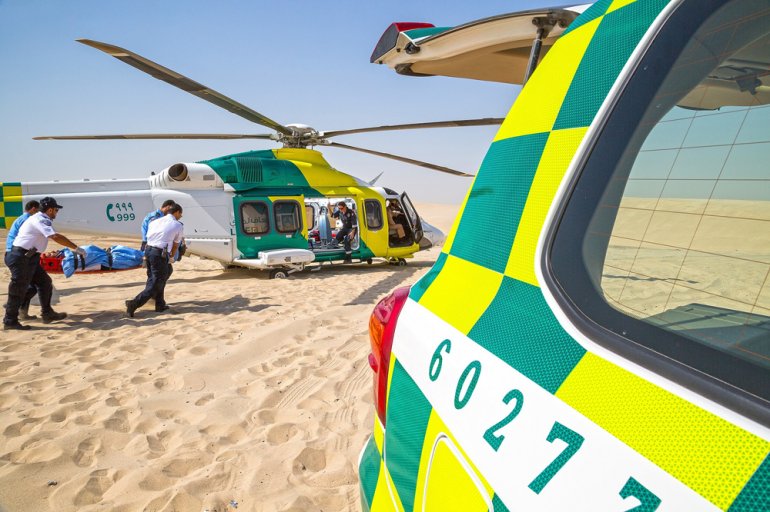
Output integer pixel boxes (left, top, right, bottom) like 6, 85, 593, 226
0, 39, 504, 278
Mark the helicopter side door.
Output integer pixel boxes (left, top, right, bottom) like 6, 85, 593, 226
234, 194, 307, 259
400, 192, 423, 244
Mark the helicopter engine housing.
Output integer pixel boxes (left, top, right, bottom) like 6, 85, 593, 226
151, 162, 224, 190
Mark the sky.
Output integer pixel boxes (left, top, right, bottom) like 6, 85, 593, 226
0, 0, 560, 204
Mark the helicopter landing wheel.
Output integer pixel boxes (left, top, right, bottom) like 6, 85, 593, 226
269, 269, 289, 280
397, 258, 407, 267
366, 258, 373, 265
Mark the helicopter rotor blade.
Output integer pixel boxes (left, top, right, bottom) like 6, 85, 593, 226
321, 141, 473, 177
34, 133, 275, 140
323, 117, 504, 138
77, 39, 293, 136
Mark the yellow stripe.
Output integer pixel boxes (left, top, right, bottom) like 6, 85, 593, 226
3, 185, 22, 198
373, 415, 385, 454
413, 410, 494, 512
494, 16, 602, 142
371, 463, 402, 512
556, 353, 770, 509
607, 0, 638, 15
419, 254, 503, 334
274, 148, 359, 188
505, 127, 588, 285
0, 204, 5, 217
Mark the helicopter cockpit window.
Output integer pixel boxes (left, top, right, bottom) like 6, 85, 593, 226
364, 199, 383, 231
274, 201, 302, 234
241, 202, 270, 235
305, 204, 317, 231
550, 0, 770, 406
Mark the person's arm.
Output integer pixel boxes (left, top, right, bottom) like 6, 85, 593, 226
49, 233, 82, 253
169, 224, 183, 263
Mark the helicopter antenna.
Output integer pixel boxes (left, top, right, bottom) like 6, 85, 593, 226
367, 172, 384, 186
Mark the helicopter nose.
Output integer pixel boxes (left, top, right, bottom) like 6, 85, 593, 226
419, 219, 446, 250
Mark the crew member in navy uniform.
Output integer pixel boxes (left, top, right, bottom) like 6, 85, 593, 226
331, 201, 357, 263
3, 197, 86, 330
126, 203, 184, 317
5, 200, 40, 320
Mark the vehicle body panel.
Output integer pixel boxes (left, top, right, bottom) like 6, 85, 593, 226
360, 1, 770, 510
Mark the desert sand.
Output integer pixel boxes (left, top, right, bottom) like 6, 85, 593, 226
0, 202, 459, 512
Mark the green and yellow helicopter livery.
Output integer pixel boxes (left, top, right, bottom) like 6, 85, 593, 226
2, 39, 503, 277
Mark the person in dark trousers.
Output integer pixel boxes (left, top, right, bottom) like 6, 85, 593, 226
126, 204, 184, 317
5, 200, 40, 320
331, 201, 357, 263
3, 197, 86, 330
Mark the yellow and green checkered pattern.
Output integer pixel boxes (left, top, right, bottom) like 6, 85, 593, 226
0, 182, 24, 229
361, 1, 770, 510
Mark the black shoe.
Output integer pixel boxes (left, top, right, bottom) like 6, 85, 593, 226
42, 311, 67, 324
4, 322, 31, 331
19, 307, 38, 321
125, 300, 137, 318
155, 305, 170, 313
343, 257, 353, 264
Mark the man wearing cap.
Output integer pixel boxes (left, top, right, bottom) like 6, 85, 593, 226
5, 200, 40, 321
3, 197, 86, 330
126, 203, 184, 317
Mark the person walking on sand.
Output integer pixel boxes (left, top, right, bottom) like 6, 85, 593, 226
3, 197, 87, 330
5, 200, 40, 320
126, 203, 184, 317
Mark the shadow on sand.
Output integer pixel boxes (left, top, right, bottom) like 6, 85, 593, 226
37, 295, 275, 331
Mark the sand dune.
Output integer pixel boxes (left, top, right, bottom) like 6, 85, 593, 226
0, 203, 459, 512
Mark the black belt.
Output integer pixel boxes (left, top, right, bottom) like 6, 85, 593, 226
146, 246, 165, 252
11, 246, 38, 257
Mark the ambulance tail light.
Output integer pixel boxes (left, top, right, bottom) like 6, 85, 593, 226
368, 286, 410, 425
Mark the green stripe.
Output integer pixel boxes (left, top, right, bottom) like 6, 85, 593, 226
409, 251, 447, 302
404, 26, 451, 40
468, 277, 586, 393
492, 494, 510, 512
450, 133, 550, 273
728, 453, 770, 511
385, 360, 433, 512
554, 0, 671, 130
561, 0, 614, 36
358, 436, 381, 510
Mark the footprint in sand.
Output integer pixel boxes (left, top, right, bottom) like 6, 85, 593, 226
194, 393, 214, 406
153, 374, 183, 391
103, 407, 140, 433
4, 417, 43, 437
73, 469, 118, 506
292, 447, 327, 474
0, 393, 19, 410
266, 423, 298, 445
161, 455, 207, 478
0, 359, 22, 374
59, 387, 99, 404
74, 436, 101, 467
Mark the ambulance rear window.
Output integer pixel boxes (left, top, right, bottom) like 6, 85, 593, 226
549, 0, 770, 410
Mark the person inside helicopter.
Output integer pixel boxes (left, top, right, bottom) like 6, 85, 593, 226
386, 199, 411, 246
330, 200, 357, 262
